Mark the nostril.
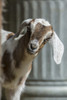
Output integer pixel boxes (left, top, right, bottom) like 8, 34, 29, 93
30, 43, 37, 50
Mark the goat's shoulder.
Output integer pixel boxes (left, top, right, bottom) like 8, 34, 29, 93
1, 30, 15, 44
7, 32, 15, 40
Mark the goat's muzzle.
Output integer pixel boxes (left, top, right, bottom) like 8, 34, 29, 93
27, 39, 39, 54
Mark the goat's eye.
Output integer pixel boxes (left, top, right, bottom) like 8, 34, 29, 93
43, 38, 49, 44
43, 36, 52, 44
20, 27, 27, 34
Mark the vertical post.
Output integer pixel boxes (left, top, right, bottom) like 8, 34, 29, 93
0, 0, 2, 100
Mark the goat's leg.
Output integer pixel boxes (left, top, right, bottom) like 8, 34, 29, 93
4, 86, 24, 100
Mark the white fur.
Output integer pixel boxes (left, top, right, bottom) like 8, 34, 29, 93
22, 19, 51, 34
49, 32, 64, 64
29, 39, 39, 52
34, 19, 50, 26
31, 19, 50, 33
1, 29, 18, 55
14, 34, 23, 40
1, 30, 12, 44
44, 31, 52, 39
6, 39, 18, 54
4, 85, 25, 100
23, 18, 50, 26
23, 19, 32, 24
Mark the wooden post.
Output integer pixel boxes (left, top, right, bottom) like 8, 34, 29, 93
0, 0, 2, 100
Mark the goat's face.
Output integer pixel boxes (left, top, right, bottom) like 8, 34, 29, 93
15, 19, 53, 56
26, 19, 53, 55
27, 19, 53, 55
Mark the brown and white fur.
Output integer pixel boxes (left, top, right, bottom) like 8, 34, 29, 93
0, 19, 64, 100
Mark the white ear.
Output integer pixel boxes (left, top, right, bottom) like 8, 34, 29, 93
49, 32, 64, 64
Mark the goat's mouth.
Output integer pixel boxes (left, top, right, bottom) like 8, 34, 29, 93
27, 48, 38, 55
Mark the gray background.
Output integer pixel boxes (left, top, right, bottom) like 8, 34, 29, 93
3, 0, 67, 100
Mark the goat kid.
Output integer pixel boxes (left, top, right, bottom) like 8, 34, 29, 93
1, 19, 64, 100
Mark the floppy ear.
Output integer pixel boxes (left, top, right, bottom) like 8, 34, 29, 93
49, 31, 64, 64
14, 22, 28, 40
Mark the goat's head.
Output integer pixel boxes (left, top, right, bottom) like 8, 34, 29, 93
15, 19, 64, 64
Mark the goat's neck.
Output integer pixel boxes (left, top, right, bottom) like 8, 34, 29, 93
12, 33, 33, 85
13, 32, 33, 68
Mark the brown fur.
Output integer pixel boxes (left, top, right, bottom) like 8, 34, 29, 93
18, 65, 32, 85
13, 26, 31, 68
31, 23, 52, 41
2, 50, 15, 82
7, 33, 15, 40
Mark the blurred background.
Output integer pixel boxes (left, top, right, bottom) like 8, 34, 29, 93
2, 0, 67, 100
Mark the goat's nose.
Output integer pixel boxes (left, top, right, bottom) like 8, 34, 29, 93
30, 41, 39, 50
30, 43, 38, 50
